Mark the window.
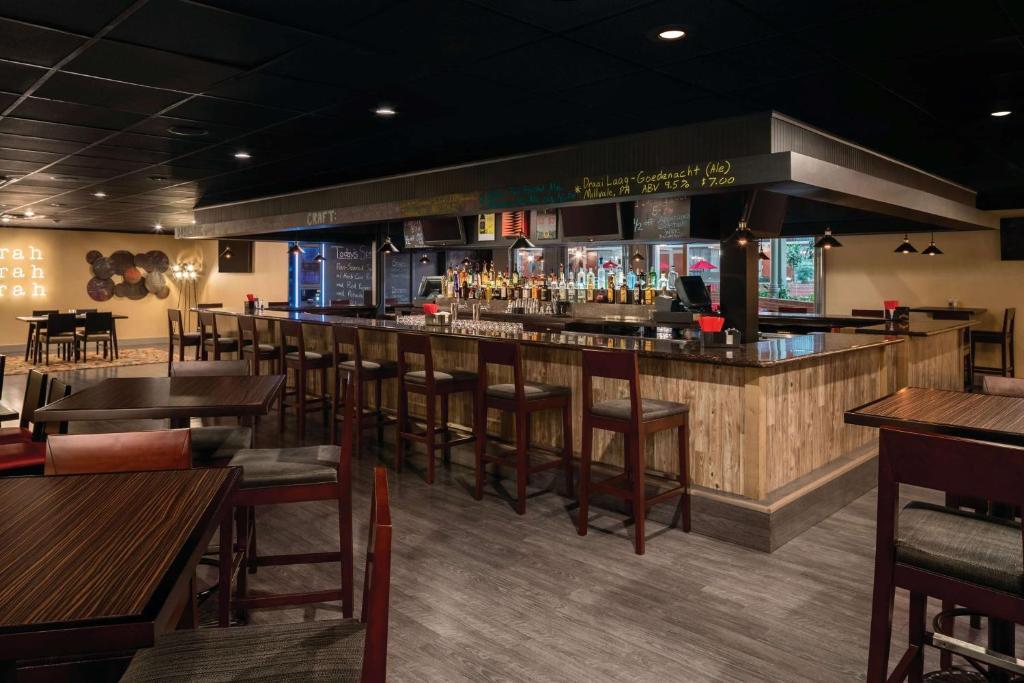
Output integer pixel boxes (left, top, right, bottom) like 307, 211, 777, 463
685, 242, 721, 305
757, 237, 820, 313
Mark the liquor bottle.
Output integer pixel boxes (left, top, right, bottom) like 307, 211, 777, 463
658, 269, 669, 291
597, 258, 607, 289
644, 277, 655, 305
618, 281, 627, 304
576, 265, 586, 291
668, 265, 678, 289
566, 274, 575, 302
626, 267, 636, 291
648, 265, 657, 291
586, 267, 596, 292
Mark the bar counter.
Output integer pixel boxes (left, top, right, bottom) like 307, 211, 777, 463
206, 307, 905, 551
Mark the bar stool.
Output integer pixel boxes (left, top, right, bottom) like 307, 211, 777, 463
972, 307, 1016, 378
198, 310, 239, 360
330, 323, 397, 454
237, 314, 282, 376
473, 340, 573, 514
278, 319, 335, 435
167, 309, 201, 374
577, 348, 690, 555
395, 332, 476, 484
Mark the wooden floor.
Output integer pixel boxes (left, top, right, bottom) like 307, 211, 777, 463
3, 362, 1016, 682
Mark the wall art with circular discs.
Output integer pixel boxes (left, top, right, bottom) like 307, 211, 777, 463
86, 250, 171, 301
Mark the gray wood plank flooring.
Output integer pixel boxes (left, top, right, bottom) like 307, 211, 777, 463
3, 362, 1018, 682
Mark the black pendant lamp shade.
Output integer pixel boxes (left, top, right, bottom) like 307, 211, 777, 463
631, 250, 645, 264
510, 234, 535, 250
379, 235, 399, 254
757, 242, 770, 261
894, 234, 918, 254
313, 253, 326, 263
287, 243, 304, 256
419, 253, 431, 264
731, 219, 754, 247
814, 227, 843, 250
922, 233, 943, 256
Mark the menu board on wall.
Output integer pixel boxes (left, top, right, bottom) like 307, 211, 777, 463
384, 253, 411, 304
633, 196, 691, 240
329, 243, 373, 303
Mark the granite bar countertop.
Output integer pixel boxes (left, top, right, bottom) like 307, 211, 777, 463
204, 308, 903, 368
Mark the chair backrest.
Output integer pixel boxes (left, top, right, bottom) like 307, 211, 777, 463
44, 429, 192, 475
197, 310, 224, 347
476, 340, 523, 400
852, 309, 885, 318
46, 312, 78, 336
76, 308, 97, 314
32, 309, 58, 328
580, 348, 640, 419
170, 359, 250, 377
82, 311, 112, 335
396, 332, 433, 386
332, 323, 362, 366
1003, 308, 1016, 335
981, 375, 1024, 398
167, 308, 185, 337
19, 370, 48, 431
196, 302, 223, 309
360, 466, 393, 682
39, 377, 72, 438
331, 299, 351, 306
277, 320, 307, 362
237, 314, 259, 347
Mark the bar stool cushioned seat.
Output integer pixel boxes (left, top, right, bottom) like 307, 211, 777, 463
896, 501, 1022, 595
405, 368, 477, 384
981, 375, 1024, 398
591, 398, 689, 421
120, 619, 366, 683
285, 350, 325, 361
242, 342, 277, 353
339, 358, 396, 372
229, 445, 340, 488
190, 425, 254, 461
486, 382, 571, 400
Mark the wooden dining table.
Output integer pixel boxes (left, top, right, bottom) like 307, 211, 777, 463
0, 468, 239, 680
16, 313, 128, 363
33, 374, 285, 429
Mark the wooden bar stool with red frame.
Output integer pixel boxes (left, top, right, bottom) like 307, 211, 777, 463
473, 339, 573, 514
277, 319, 336, 435
395, 332, 476, 484
237, 314, 282, 376
330, 323, 397, 454
577, 348, 690, 555
198, 310, 239, 360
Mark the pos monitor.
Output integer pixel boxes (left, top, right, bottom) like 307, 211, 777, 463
675, 276, 713, 313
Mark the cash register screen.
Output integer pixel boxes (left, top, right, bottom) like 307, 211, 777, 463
417, 275, 442, 299
676, 276, 712, 311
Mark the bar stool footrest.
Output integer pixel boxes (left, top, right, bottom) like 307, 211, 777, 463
254, 551, 342, 567
235, 589, 346, 611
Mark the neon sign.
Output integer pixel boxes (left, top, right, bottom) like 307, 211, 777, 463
0, 246, 45, 297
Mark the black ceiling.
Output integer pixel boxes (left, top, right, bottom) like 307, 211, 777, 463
0, 0, 1020, 234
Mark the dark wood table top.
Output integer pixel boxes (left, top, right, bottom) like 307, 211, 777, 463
0, 468, 238, 661
845, 387, 1024, 446
853, 317, 977, 337
16, 313, 128, 323
34, 375, 284, 422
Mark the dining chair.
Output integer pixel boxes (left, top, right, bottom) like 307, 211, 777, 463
78, 311, 114, 362
0, 369, 49, 444
0, 377, 71, 473
44, 429, 191, 475
167, 308, 201, 373
25, 309, 57, 361
120, 467, 392, 683
169, 360, 254, 462
36, 312, 78, 364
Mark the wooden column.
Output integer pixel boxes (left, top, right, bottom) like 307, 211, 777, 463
720, 235, 759, 342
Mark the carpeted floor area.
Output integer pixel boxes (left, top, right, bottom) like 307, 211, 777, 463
2, 346, 168, 375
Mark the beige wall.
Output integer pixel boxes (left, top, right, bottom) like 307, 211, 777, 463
824, 229, 1022, 373
0, 228, 288, 347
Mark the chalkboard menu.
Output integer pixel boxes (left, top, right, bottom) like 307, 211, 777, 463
328, 243, 373, 303
403, 220, 425, 249
633, 197, 691, 240
384, 253, 411, 304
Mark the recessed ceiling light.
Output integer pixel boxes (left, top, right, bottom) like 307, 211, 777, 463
93, 191, 107, 198
49, 203, 64, 207
149, 175, 168, 181
991, 110, 1012, 117
234, 151, 251, 159
655, 26, 687, 41
154, 223, 163, 232
167, 125, 208, 137
24, 209, 34, 217
1, 215, 9, 222
374, 105, 397, 117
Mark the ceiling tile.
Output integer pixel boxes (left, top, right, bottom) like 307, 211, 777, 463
65, 39, 243, 92
0, 0, 138, 34
34, 71, 183, 115
0, 18, 86, 67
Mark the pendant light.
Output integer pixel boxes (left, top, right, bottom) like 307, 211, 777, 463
418, 253, 431, 264
287, 243, 304, 256
631, 249, 645, 264
894, 234, 917, 254
313, 253, 326, 263
219, 246, 233, 260
378, 235, 399, 254
814, 227, 843, 250
510, 233, 535, 250
757, 241, 770, 261
461, 256, 472, 267
922, 233, 943, 256
730, 219, 753, 247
